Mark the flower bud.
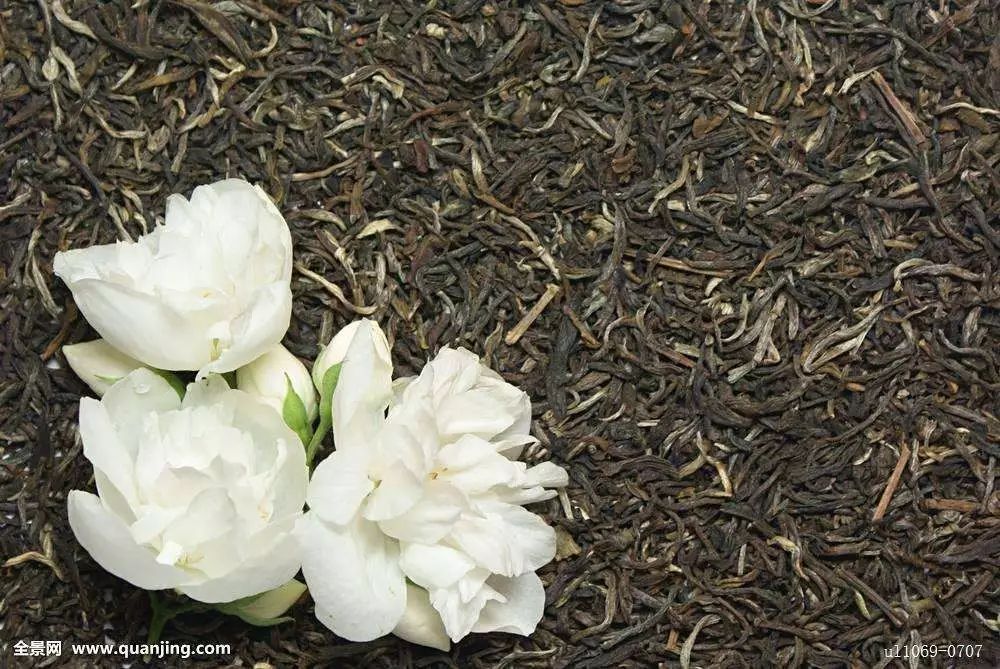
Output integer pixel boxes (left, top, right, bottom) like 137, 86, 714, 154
216, 579, 307, 626
236, 344, 318, 422
311, 320, 392, 393
63, 339, 146, 397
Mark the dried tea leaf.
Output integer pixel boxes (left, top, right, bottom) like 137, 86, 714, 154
51, 46, 82, 94
51, 0, 97, 40
42, 52, 60, 82
554, 526, 581, 560
357, 218, 399, 238
692, 113, 725, 138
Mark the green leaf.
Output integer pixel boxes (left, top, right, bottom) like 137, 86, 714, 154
305, 362, 341, 466
282, 375, 311, 444
215, 580, 306, 627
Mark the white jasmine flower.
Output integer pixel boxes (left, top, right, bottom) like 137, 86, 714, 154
67, 368, 308, 603
297, 321, 567, 648
53, 179, 293, 377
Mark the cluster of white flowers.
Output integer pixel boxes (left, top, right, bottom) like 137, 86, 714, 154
54, 178, 568, 648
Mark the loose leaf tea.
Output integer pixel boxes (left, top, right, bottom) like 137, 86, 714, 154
2, 1, 998, 667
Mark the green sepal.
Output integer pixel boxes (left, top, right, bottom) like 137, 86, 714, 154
305, 362, 341, 466
282, 375, 312, 445
152, 369, 187, 399
319, 363, 341, 425
147, 592, 208, 645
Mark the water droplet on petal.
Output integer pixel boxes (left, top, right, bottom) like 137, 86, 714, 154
134, 383, 150, 394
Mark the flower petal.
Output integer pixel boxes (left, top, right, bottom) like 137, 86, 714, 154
524, 461, 569, 488
307, 448, 375, 525
398, 543, 475, 590
435, 387, 525, 442
79, 397, 139, 509
377, 481, 465, 544
471, 572, 545, 636
68, 491, 190, 590
180, 372, 232, 407
80, 369, 180, 509
363, 461, 424, 521
63, 339, 145, 397
297, 513, 406, 641
178, 515, 302, 603
429, 568, 504, 641
199, 281, 292, 377
449, 502, 556, 577
436, 435, 524, 494
393, 583, 451, 651
100, 368, 182, 436
52, 273, 216, 370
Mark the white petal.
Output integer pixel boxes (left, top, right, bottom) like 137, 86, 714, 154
471, 572, 545, 636
63, 339, 145, 397
179, 515, 302, 604
161, 488, 235, 549
179, 372, 232, 407
449, 502, 556, 577
435, 434, 498, 470
296, 513, 406, 641
313, 319, 392, 388
78, 398, 138, 509
377, 481, 465, 544
524, 461, 569, 488
199, 281, 292, 377
436, 435, 524, 494
489, 487, 559, 506
493, 434, 536, 460
68, 491, 190, 590
363, 461, 424, 521
331, 320, 393, 453
492, 384, 533, 444
100, 367, 182, 435
393, 583, 451, 651
398, 543, 475, 590
389, 376, 415, 408
176, 180, 292, 288
429, 568, 504, 642
423, 347, 482, 396
436, 388, 524, 441
379, 389, 439, 475
223, 387, 309, 519
80, 369, 179, 508
307, 448, 374, 525
52, 272, 215, 370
